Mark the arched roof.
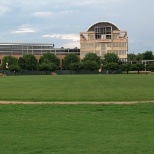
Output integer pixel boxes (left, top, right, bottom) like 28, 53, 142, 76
87, 21, 120, 32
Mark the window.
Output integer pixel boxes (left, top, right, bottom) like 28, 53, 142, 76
107, 50, 112, 53
95, 26, 112, 39
89, 34, 94, 40
33, 50, 41, 55
95, 43, 100, 48
22, 46, 27, 49
22, 50, 27, 54
108, 43, 112, 47
33, 46, 42, 50
12, 45, 22, 50
27, 46, 32, 49
13, 50, 22, 55
42, 46, 51, 49
28, 50, 32, 54
113, 34, 118, 39
0, 45, 12, 50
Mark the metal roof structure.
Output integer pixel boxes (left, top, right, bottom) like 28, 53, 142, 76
87, 21, 120, 32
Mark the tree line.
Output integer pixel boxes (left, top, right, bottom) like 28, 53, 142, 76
0, 50, 154, 74
128, 50, 154, 61
1, 53, 59, 72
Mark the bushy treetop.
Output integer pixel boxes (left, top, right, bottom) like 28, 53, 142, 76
104, 53, 119, 64
82, 53, 101, 66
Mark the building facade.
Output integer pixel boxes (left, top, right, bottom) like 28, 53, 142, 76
0, 43, 80, 69
80, 21, 128, 61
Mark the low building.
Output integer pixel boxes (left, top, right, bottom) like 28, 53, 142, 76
80, 21, 128, 61
0, 43, 80, 69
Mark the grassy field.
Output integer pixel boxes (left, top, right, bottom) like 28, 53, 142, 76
0, 103, 154, 154
0, 75, 154, 102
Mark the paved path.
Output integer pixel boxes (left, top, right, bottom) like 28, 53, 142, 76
0, 101, 154, 104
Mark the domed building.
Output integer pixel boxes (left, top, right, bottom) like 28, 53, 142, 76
80, 21, 128, 61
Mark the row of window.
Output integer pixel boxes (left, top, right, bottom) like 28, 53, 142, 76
82, 33, 126, 41
95, 27, 112, 39
0, 49, 80, 56
107, 42, 128, 47
80, 51, 93, 56
95, 27, 112, 34
95, 34, 112, 39
81, 42, 127, 48
0, 45, 53, 50
83, 34, 127, 41
80, 50, 127, 57
81, 33, 121, 41
112, 42, 128, 47
107, 50, 127, 55
81, 43, 94, 48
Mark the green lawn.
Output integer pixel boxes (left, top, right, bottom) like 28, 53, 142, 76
0, 104, 154, 154
0, 75, 154, 102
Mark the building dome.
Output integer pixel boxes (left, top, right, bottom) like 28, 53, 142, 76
87, 21, 120, 32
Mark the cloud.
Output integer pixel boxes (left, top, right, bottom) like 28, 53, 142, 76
1, 0, 122, 10
62, 41, 80, 48
0, 6, 11, 15
12, 28, 37, 34
33, 10, 78, 18
73, 0, 122, 5
58, 10, 78, 15
43, 34, 80, 41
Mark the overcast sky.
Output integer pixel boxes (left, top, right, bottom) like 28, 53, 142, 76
0, 0, 154, 53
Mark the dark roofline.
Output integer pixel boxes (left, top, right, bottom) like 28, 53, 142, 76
87, 21, 120, 32
0, 43, 54, 46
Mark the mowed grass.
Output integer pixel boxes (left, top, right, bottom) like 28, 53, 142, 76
0, 104, 154, 154
0, 75, 154, 102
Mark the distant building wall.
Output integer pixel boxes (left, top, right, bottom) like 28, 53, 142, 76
0, 43, 80, 69
80, 21, 128, 61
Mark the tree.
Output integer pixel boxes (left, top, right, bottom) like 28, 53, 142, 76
70, 62, 86, 71
8, 65, 21, 73
82, 53, 101, 67
148, 63, 154, 72
21, 54, 38, 70
104, 53, 119, 64
18, 57, 26, 70
38, 62, 57, 72
38, 53, 60, 72
121, 63, 131, 74
143, 51, 153, 60
77, 62, 85, 70
69, 62, 82, 71
39, 52, 60, 67
127, 53, 136, 61
62, 53, 79, 70
131, 63, 144, 74
136, 53, 143, 62
2, 56, 18, 70
103, 63, 119, 73
83, 60, 99, 71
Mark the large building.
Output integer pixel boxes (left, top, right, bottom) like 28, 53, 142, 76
0, 43, 80, 69
80, 21, 128, 61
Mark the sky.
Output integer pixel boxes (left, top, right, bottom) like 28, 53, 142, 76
0, 0, 154, 54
